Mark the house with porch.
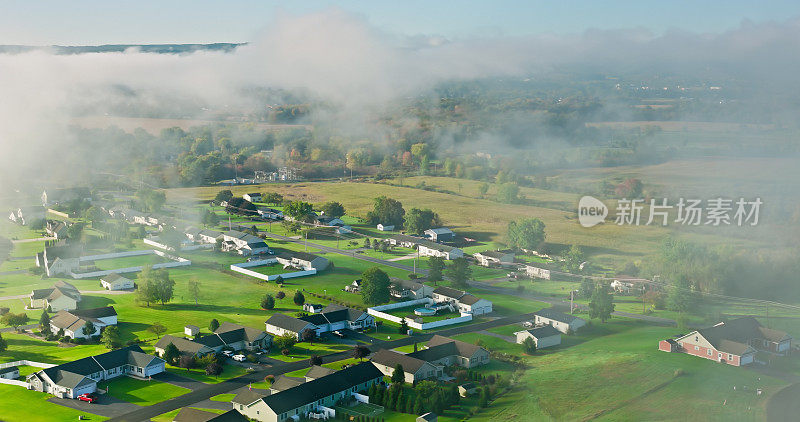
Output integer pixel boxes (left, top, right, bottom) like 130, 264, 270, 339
231, 362, 383, 422
533, 309, 587, 334
389, 278, 434, 300
417, 240, 463, 260
26, 345, 165, 399
515, 325, 562, 349
431, 287, 493, 315
49, 306, 118, 339
100, 273, 134, 290
265, 305, 375, 340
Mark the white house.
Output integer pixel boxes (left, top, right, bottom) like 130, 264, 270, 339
473, 250, 515, 267
515, 325, 562, 349
389, 278, 434, 300
533, 309, 587, 334
377, 224, 394, 231
524, 265, 551, 280
30, 281, 81, 312
243, 193, 262, 203
100, 273, 134, 290
430, 287, 493, 315
26, 345, 165, 399
184, 325, 200, 337
424, 228, 455, 243
0, 366, 20, 380
49, 307, 118, 339
417, 240, 463, 260
221, 230, 270, 256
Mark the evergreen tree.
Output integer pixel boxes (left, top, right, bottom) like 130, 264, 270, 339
39, 309, 50, 330
209, 318, 220, 332
391, 364, 405, 384
522, 337, 537, 354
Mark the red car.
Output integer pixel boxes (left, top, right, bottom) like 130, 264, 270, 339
77, 393, 98, 403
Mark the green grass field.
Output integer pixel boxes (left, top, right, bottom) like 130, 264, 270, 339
459, 319, 787, 421
166, 364, 248, 384
103, 377, 189, 406
0, 384, 107, 422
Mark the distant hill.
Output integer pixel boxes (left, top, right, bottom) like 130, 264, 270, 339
0, 43, 244, 54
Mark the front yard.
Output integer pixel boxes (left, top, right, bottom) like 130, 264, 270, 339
103, 376, 189, 406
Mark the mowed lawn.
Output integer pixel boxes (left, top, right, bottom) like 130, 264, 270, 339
103, 376, 189, 406
459, 319, 787, 421
0, 384, 108, 422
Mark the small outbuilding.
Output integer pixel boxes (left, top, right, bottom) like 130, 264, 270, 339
184, 325, 200, 337
0, 366, 20, 380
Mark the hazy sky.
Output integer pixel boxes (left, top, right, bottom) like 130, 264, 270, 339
2, 0, 799, 45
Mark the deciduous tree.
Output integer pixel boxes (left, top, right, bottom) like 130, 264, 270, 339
361, 267, 391, 305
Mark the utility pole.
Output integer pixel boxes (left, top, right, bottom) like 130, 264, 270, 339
228, 215, 232, 231
570, 290, 574, 314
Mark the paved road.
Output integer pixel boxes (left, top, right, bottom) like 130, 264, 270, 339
260, 230, 677, 326
106, 311, 537, 422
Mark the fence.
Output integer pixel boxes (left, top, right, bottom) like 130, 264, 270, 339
367, 299, 473, 330
0, 360, 55, 387
70, 249, 192, 279
144, 238, 213, 251
230, 261, 317, 282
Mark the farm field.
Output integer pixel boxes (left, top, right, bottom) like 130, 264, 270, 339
165, 176, 774, 270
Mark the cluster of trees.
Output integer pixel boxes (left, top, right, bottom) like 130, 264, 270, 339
507, 218, 546, 251
134, 189, 166, 213
160, 343, 223, 376
135, 267, 176, 306
361, 267, 391, 305
365, 196, 441, 234
368, 379, 460, 415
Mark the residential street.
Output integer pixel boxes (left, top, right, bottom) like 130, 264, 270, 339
106, 311, 537, 422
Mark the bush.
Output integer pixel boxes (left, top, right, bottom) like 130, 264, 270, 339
246, 354, 257, 363
281, 348, 290, 356
71, 337, 85, 344
0, 307, 8, 315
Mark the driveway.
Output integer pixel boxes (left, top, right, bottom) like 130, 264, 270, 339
477, 330, 516, 343
49, 394, 140, 418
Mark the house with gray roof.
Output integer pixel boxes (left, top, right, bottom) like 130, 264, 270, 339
416, 239, 463, 260
424, 227, 455, 243
100, 273, 134, 290
473, 250, 515, 267
275, 251, 329, 271
431, 287, 493, 315
155, 322, 271, 357
534, 309, 587, 333
231, 363, 382, 422
49, 306, 118, 339
221, 230, 270, 256
389, 278, 434, 300
174, 408, 249, 422
515, 325, 562, 349
26, 345, 165, 399
371, 336, 489, 384
30, 280, 81, 312
265, 305, 374, 340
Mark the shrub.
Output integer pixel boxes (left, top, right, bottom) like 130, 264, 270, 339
246, 354, 257, 363
281, 348, 290, 356
0, 307, 8, 315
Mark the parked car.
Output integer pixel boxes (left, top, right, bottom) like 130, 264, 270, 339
232, 354, 246, 362
77, 393, 97, 403
332, 330, 346, 338
221, 350, 234, 357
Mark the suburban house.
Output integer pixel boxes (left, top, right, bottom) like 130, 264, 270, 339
49, 306, 118, 339
154, 335, 216, 357
215, 322, 273, 351
386, 234, 425, 248
275, 251, 330, 271
221, 230, 270, 256
371, 336, 490, 383
370, 349, 440, 383
473, 250, 515, 267
417, 240, 464, 260
0, 366, 20, 380
257, 208, 284, 220
304, 365, 335, 381
523, 265, 551, 280
45, 220, 70, 239
389, 278, 434, 300
376, 224, 394, 231
315, 216, 345, 227
8, 206, 46, 226
174, 408, 248, 422
231, 362, 383, 422
265, 305, 375, 339
303, 303, 324, 313
243, 193, 262, 203
660, 317, 792, 366
269, 375, 305, 393
36, 241, 83, 277
431, 287, 493, 315
26, 345, 165, 399
30, 281, 81, 312
424, 228, 455, 243
344, 279, 362, 293
155, 323, 271, 357
100, 273, 134, 290
533, 309, 587, 334
515, 325, 562, 349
